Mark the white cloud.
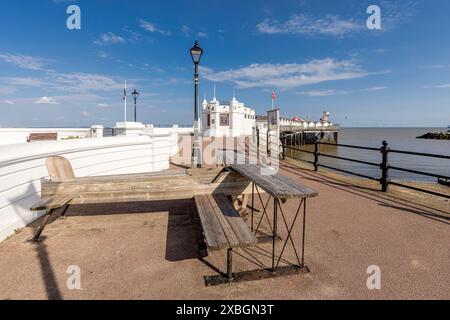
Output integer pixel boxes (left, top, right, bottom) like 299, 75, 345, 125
1, 72, 130, 95
0, 53, 45, 70
94, 32, 126, 45
52, 72, 125, 92
139, 19, 171, 36
122, 26, 142, 43
1, 77, 47, 87
81, 111, 91, 117
3, 100, 14, 105
34, 96, 59, 105
181, 25, 191, 36
201, 58, 367, 89
256, 14, 363, 37
97, 103, 109, 108
296, 89, 351, 97
421, 83, 450, 89
420, 64, 450, 70
196, 31, 208, 38
364, 86, 388, 91
97, 51, 108, 59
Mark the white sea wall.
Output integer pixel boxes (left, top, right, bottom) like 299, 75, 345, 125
0, 127, 95, 145
0, 134, 173, 242
143, 125, 193, 156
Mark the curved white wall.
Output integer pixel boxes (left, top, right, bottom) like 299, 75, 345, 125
0, 127, 94, 145
0, 134, 173, 242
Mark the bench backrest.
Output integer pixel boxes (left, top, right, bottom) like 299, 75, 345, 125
28, 132, 58, 142
46, 156, 76, 182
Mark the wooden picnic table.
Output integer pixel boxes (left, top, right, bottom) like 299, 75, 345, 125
228, 164, 318, 278
33, 156, 318, 285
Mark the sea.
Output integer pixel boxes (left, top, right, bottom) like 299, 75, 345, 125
286, 128, 450, 182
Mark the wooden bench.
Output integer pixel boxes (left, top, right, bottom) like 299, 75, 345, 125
194, 194, 257, 283
27, 132, 57, 142
29, 193, 74, 242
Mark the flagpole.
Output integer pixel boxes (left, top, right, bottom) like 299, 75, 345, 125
124, 80, 127, 122
271, 89, 274, 110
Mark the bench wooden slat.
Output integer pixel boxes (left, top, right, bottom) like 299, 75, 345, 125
28, 133, 57, 142
230, 164, 318, 199
195, 194, 256, 250
195, 195, 229, 249
207, 195, 240, 246
30, 194, 74, 211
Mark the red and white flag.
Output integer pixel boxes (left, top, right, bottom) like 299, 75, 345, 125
271, 90, 276, 101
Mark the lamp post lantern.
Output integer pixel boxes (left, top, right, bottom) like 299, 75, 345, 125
131, 89, 139, 122
190, 41, 203, 168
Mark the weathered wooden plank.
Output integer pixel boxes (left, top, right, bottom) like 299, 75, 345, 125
230, 164, 318, 199
194, 194, 256, 250
41, 170, 257, 201
195, 195, 228, 250
70, 169, 187, 183
213, 194, 256, 246
41, 180, 256, 204
206, 195, 240, 246
30, 194, 74, 211
28, 132, 57, 142
46, 156, 76, 182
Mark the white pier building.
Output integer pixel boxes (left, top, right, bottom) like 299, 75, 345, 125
202, 93, 256, 137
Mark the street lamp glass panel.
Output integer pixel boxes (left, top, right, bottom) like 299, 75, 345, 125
190, 41, 203, 64
131, 89, 139, 98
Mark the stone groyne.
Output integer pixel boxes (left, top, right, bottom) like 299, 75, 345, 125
417, 131, 450, 140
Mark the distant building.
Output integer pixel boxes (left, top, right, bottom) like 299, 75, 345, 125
279, 111, 333, 128
202, 94, 256, 137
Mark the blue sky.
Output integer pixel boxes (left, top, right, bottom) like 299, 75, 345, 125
0, 0, 449, 127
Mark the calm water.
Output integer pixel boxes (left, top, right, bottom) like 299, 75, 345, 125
287, 128, 450, 182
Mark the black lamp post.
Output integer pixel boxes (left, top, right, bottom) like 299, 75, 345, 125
131, 89, 139, 122
190, 41, 203, 168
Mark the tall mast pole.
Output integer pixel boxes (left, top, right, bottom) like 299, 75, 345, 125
124, 80, 127, 122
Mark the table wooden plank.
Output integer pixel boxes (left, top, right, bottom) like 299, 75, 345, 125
67, 169, 188, 183
230, 164, 318, 199
30, 194, 74, 211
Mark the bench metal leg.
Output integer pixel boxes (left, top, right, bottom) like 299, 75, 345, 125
272, 197, 278, 272
60, 204, 70, 218
301, 200, 306, 268
28, 209, 54, 242
227, 248, 233, 280
203, 197, 310, 287
251, 183, 254, 232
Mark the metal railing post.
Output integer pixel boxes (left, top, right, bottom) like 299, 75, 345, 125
380, 140, 390, 192
256, 128, 260, 161
313, 140, 319, 171
281, 137, 286, 160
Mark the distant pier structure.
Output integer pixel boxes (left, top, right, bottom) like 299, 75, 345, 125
279, 111, 340, 145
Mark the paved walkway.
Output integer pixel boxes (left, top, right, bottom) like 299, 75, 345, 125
0, 162, 448, 300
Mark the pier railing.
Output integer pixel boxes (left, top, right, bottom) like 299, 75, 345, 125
281, 139, 450, 199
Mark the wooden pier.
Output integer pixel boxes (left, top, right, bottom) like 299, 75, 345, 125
280, 125, 340, 145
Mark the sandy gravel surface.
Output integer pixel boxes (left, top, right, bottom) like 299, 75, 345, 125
0, 161, 448, 300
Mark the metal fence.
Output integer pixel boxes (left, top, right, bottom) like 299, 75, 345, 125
281, 139, 450, 199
